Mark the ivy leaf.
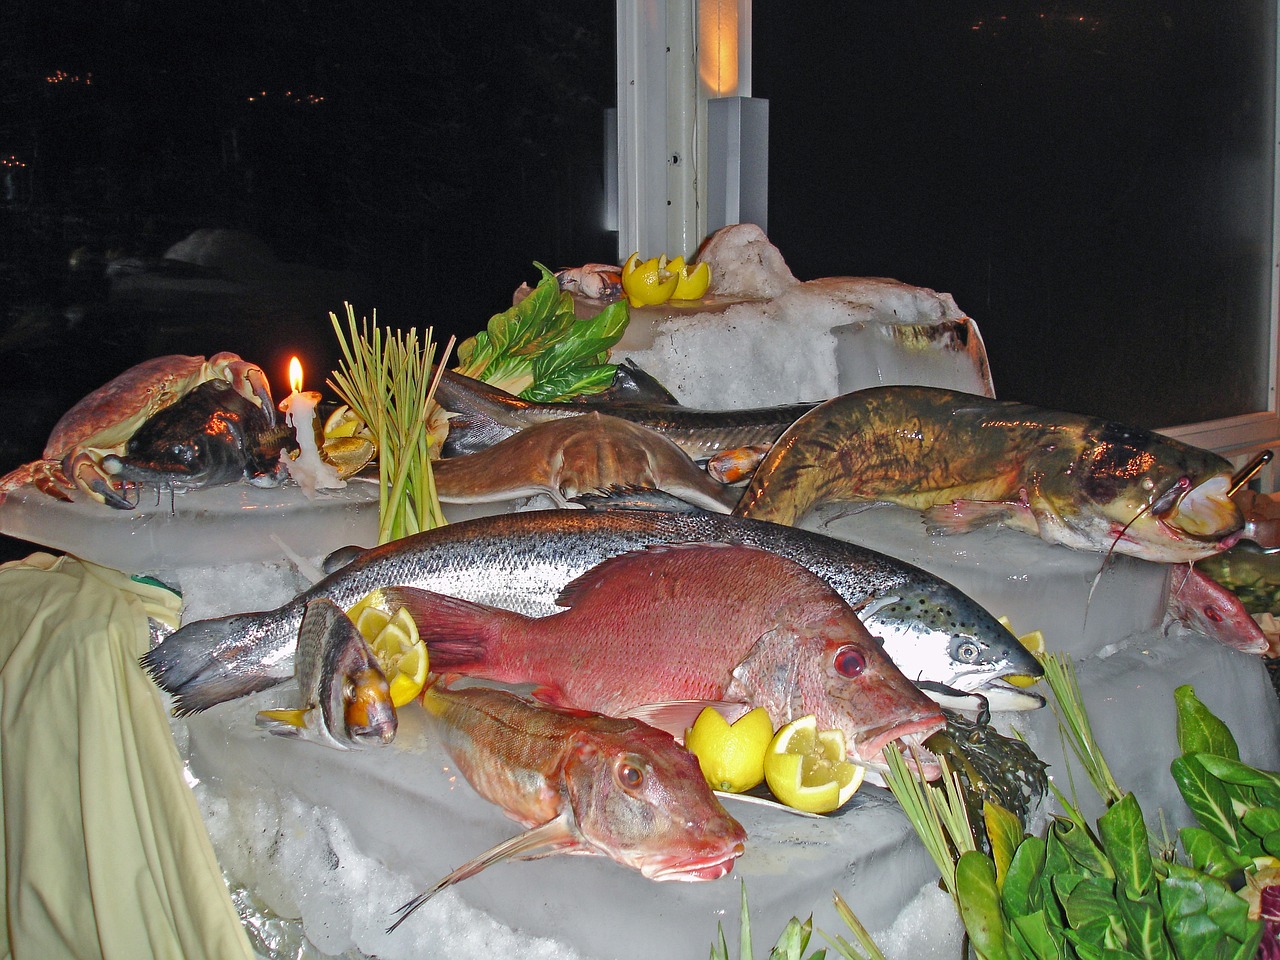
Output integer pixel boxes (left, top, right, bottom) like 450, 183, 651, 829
1174, 685, 1240, 760
1098, 793, 1154, 900
1170, 755, 1241, 847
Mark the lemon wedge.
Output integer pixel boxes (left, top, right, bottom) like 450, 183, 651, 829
996, 616, 1045, 687
672, 260, 711, 300
684, 706, 774, 793
621, 252, 679, 307
347, 592, 429, 707
763, 715, 865, 814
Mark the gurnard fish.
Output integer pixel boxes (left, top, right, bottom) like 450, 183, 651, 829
102, 378, 293, 498
381, 542, 946, 769
141, 499, 1042, 718
734, 386, 1244, 564
388, 681, 746, 931
431, 411, 739, 512
1165, 565, 1269, 655
253, 598, 398, 749
435, 369, 818, 461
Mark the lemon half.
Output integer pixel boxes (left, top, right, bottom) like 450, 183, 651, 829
684, 706, 774, 793
347, 592, 429, 707
763, 715, 865, 814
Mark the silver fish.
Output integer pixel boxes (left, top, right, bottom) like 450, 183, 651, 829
254, 598, 398, 749
432, 411, 739, 512
141, 496, 1043, 717
436, 369, 818, 461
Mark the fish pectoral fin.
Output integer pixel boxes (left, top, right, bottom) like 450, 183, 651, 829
623, 700, 752, 741
387, 814, 586, 934
255, 707, 310, 733
923, 498, 1036, 536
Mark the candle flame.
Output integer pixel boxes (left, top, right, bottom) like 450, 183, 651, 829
289, 356, 303, 394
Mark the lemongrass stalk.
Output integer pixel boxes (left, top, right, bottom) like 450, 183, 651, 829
1040, 652, 1124, 805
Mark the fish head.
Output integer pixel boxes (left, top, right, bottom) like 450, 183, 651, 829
860, 584, 1045, 713
343, 665, 398, 744
1036, 423, 1242, 562
561, 724, 746, 882
729, 606, 947, 774
310, 599, 398, 746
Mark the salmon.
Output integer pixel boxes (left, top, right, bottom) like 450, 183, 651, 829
380, 542, 946, 769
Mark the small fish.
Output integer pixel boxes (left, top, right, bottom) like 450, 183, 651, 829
1165, 565, 1268, 654
435, 369, 818, 461
388, 680, 746, 930
734, 386, 1244, 564
255, 598, 397, 749
142, 499, 1039, 717
432, 411, 739, 512
381, 542, 946, 770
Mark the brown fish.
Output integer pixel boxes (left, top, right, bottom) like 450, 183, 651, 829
378, 542, 946, 770
432, 411, 739, 512
388, 680, 746, 931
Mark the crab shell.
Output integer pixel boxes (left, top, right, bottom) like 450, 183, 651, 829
1, 352, 274, 507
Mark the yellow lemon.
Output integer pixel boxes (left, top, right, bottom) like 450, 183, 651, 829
347, 591, 429, 707
763, 715, 866, 814
996, 616, 1045, 687
621, 252, 679, 307
324, 404, 369, 441
684, 706, 774, 793
672, 260, 711, 300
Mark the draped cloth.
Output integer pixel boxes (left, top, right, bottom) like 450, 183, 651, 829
0, 553, 254, 960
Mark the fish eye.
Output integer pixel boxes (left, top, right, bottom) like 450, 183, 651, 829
615, 758, 645, 791
833, 645, 866, 678
956, 640, 980, 663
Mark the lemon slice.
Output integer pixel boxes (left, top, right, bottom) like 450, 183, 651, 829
684, 706, 774, 793
997, 616, 1045, 687
763, 715, 865, 814
324, 404, 369, 440
347, 592, 429, 707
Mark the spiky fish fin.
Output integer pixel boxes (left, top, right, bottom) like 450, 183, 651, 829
622, 700, 752, 741
255, 707, 310, 733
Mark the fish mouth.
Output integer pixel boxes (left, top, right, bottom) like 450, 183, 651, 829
917, 675, 1046, 713
1160, 475, 1244, 542
854, 713, 947, 778
638, 844, 746, 882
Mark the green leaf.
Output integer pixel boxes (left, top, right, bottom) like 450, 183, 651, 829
1098, 793, 1155, 900
766, 916, 822, 960
986, 802, 1027, 890
1264, 827, 1280, 857
1010, 911, 1068, 960
1060, 877, 1122, 934
524, 361, 618, 402
1160, 863, 1260, 959
1197, 866, 1260, 944
1114, 892, 1172, 960
1051, 817, 1114, 879
1173, 686, 1239, 760
1179, 827, 1254, 879
1240, 805, 1280, 841
1169, 755, 1240, 847
1194, 754, 1280, 798
955, 851, 1016, 960
1002, 835, 1048, 919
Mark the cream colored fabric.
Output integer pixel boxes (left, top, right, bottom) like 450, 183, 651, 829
0, 553, 255, 960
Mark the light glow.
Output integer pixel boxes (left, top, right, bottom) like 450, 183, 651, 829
699, 0, 739, 97
289, 356, 304, 395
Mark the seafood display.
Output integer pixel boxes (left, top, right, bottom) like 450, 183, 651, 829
734, 385, 1244, 564
381, 542, 946, 769
389, 681, 746, 930
254, 598, 398, 749
0, 352, 276, 508
141, 499, 1040, 717
431, 411, 738, 512
436, 368, 818, 461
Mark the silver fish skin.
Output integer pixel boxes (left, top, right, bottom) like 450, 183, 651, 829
435, 369, 819, 461
389, 682, 746, 929
141, 500, 1041, 716
254, 598, 397, 749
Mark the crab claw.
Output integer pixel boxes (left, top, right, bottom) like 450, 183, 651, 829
208, 352, 276, 427
65, 450, 134, 509
0, 460, 75, 505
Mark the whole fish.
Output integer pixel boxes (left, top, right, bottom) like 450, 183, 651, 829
388, 680, 746, 931
376, 542, 947, 770
735, 386, 1244, 564
140, 499, 1042, 717
436, 369, 818, 461
254, 598, 398, 749
1165, 565, 1268, 654
432, 411, 739, 512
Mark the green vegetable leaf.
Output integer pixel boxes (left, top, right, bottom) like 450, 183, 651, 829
1179, 827, 1254, 879
985, 802, 1026, 890
955, 851, 1017, 960
1264, 827, 1280, 857
1098, 793, 1154, 900
1050, 817, 1114, 879
1169, 755, 1240, 847
1161, 863, 1261, 959
1173, 685, 1239, 760
1193, 753, 1280, 801
1115, 892, 1172, 960
523, 363, 618, 403
1240, 805, 1280, 840
766, 915, 824, 960
1009, 911, 1067, 960
1060, 877, 1122, 935
1002, 835, 1048, 920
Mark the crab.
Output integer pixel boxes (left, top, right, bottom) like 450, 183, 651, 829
0, 352, 274, 509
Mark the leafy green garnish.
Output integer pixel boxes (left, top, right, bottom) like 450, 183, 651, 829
453, 262, 629, 401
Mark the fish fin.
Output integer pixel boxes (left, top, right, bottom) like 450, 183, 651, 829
378, 585, 527, 672
714, 791, 824, 819
387, 814, 585, 933
254, 708, 310, 732
623, 700, 752, 741
553, 541, 739, 608
570, 486, 708, 514
923, 499, 1036, 536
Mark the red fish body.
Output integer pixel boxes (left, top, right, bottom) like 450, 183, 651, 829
385, 543, 945, 768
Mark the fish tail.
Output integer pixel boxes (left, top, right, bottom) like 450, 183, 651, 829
140, 614, 288, 715
378, 586, 520, 676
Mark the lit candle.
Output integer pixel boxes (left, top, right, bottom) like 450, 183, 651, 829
278, 356, 345, 497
